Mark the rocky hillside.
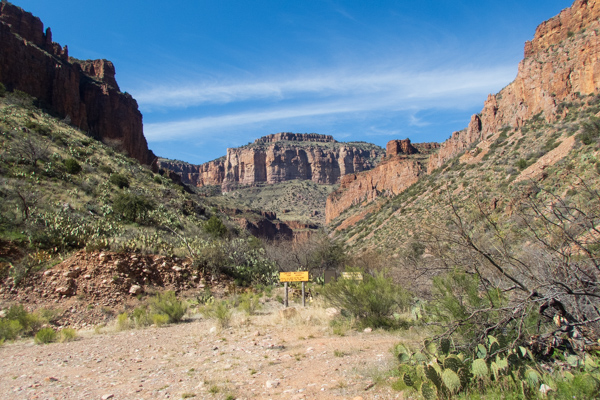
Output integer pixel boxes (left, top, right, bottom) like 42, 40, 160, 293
326, 139, 438, 223
428, 0, 600, 172
327, 0, 600, 232
328, 0, 600, 253
158, 133, 384, 192
0, 1, 155, 166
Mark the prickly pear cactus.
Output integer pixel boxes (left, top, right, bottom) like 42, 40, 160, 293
443, 355, 462, 372
420, 382, 437, 400
440, 338, 451, 355
472, 358, 489, 379
425, 364, 443, 391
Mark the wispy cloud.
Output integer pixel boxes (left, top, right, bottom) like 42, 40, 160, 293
141, 64, 516, 142
136, 65, 515, 109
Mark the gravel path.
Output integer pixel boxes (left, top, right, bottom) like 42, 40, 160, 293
0, 306, 407, 400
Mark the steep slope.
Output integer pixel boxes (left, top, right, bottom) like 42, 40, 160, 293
329, 0, 600, 253
0, 1, 155, 166
159, 133, 384, 191
428, 0, 600, 172
328, 0, 600, 233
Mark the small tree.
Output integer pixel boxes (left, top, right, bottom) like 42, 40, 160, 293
204, 215, 227, 238
63, 158, 82, 174
112, 192, 154, 223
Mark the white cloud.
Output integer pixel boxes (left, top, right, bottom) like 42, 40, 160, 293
142, 63, 517, 142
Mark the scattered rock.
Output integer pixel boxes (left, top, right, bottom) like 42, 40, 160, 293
266, 380, 279, 388
363, 327, 372, 333
101, 395, 114, 400
128, 285, 143, 295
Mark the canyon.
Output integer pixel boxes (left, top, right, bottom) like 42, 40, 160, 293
158, 133, 384, 192
0, 2, 155, 166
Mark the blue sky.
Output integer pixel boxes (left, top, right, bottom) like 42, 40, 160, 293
16, 0, 571, 164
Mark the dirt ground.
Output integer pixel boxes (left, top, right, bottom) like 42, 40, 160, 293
0, 301, 419, 400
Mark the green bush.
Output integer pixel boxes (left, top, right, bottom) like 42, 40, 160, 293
319, 270, 412, 328
116, 312, 131, 331
109, 173, 130, 189
58, 328, 78, 342
201, 300, 232, 328
112, 192, 154, 223
516, 158, 529, 171
578, 116, 600, 145
63, 158, 82, 174
239, 292, 261, 315
4, 305, 43, 336
204, 215, 228, 238
0, 82, 6, 97
150, 291, 187, 323
0, 319, 22, 341
132, 306, 153, 328
34, 327, 56, 344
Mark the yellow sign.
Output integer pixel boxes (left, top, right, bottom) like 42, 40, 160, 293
341, 272, 363, 280
279, 271, 309, 282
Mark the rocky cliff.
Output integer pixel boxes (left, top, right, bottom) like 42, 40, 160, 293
327, 0, 600, 226
0, 1, 155, 166
159, 134, 384, 192
428, 0, 600, 172
326, 139, 428, 223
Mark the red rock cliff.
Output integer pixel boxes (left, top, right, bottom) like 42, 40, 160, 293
159, 134, 384, 191
428, 0, 600, 172
0, 2, 155, 166
325, 139, 426, 223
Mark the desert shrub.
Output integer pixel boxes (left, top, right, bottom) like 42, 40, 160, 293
116, 312, 131, 331
204, 215, 228, 238
200, 300, 232, 328
319, 269, 412, 328
150, 291, 187, 323
131, 306, 153, 328
239, 292, 261, 315
112, 192, 154, 223
98, 165, 113, 174
0, 83, 6, 97
578, 116, 600, 145
4, 305, 43, 336
516, 158, 529, 170
152, 313, 169, 327
58, 328, 78, 342
34, 327, 56, 344
0, 318, 22, 341
63, 158, 82, 174
109, 173, 130, 189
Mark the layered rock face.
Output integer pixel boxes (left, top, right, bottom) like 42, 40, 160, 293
428, 0, 600, 172
326, 139, 424, 223
159, 134, 383, 191
0, 2, 155, 166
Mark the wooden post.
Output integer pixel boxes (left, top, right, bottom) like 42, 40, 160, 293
302, 282, 306, 307
284, 282, 288, 308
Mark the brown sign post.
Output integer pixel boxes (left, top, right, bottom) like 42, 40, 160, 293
279, 271, 309, 307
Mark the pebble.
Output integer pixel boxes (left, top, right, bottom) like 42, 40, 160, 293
266, 380, 279, 388
101, 395, 114, 400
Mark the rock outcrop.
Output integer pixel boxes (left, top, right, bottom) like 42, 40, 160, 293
326, 139, 425, 223
428, 0, 600, 172
0, 2, 155, 166
159, 134, 384, 191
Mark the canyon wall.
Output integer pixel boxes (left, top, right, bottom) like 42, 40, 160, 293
325, 139, 425, 223
428, 0, 600, 172
0, 2, 155, 166
159, 134, 384, 191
